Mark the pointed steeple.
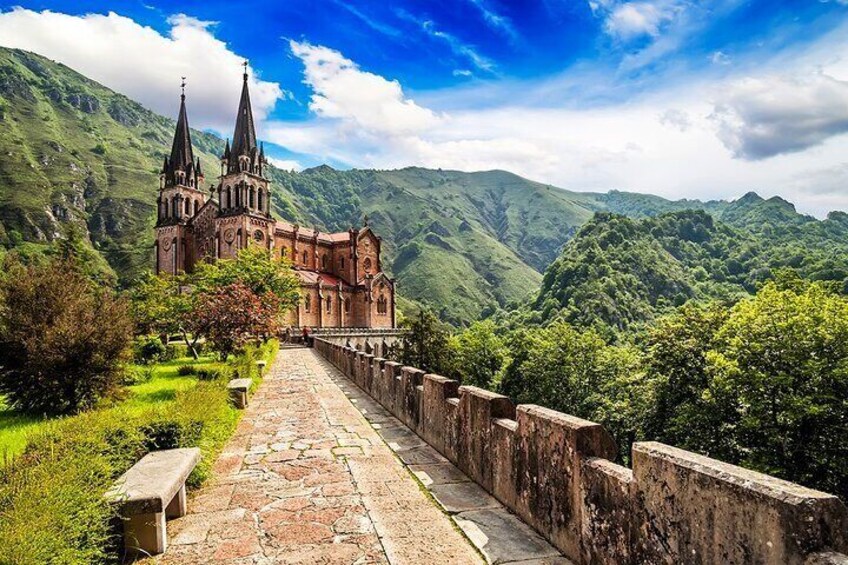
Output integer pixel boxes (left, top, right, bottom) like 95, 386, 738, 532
164, 81, 195, 187
229, 65, 258, 170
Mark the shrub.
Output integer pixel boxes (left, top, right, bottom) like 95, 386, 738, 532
122, 364, 155, 385
163, 343, 188, 361
176, 365, 196, 376
133, 336, 166, 364
196, 366, 231, 382
0, 258, 133, 415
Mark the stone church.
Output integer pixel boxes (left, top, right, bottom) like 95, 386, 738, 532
154, 72, 396, 329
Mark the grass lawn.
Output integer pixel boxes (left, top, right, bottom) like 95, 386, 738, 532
0, 354, 225, 460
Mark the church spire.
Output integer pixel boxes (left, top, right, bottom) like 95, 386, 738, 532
229, 63, 258, 172
164, 79, 195, 187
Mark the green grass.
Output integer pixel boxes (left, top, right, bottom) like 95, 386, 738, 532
0, 354, 227, 459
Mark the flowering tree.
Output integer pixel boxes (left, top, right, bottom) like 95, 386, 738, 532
190, 283, 282, 360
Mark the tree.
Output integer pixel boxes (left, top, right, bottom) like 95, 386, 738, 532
0, 257, 132, 415
189, 283, 281, 360
451, 320, 509, 388
127, 272, 199, 357
397, 310, 454, 375
192, 246, 300, 312
711, 281, 848, 496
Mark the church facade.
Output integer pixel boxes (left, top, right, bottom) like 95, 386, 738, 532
153, 73, 396, 329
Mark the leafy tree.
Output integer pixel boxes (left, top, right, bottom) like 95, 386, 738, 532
450, 320, 509, 389
127, 272, 200, 356
397, 310, 454, 375
711, 282, 848, 496
0, 257, 132, 415
643, 303, 737, 460
189, 283, 281, 360
191, 246, 300, 312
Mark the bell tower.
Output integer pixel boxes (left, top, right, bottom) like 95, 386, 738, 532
155, 81, 206, 275
214, 65, 273, 259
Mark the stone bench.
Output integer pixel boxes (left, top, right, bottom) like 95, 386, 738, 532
227, 378, 252, 409
106, 448, 200, 556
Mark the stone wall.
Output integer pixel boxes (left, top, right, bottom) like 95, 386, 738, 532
314, 338, 848, 565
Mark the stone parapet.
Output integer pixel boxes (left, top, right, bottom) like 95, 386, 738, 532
313, 338, 848, 565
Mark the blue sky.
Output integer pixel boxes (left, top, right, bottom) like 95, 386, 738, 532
1, 1, 848, 214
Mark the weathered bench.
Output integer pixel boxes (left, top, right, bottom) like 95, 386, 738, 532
106, 448, 200, 556
227, 378, 252, 409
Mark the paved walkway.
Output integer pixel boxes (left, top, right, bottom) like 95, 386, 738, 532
157, 347, 483, 564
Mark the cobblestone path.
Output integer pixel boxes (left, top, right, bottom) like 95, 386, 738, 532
157, 347, 483, 564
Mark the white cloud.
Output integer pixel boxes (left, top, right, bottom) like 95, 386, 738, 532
712, 73, 848, 160
605, 2, 671, 39
266, 157, 303, 171
466, 0, 520, 43
288, 40, 441, 135
0, 8, 282, 135
272, 37, 848, 217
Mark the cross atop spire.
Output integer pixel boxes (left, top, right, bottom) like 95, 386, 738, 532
180, 76, 186, 100
242, 60, 248, 79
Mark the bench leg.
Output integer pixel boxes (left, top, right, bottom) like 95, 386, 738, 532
229, 389, 248, 409
166, 484, 187, 519
123, 511, 166, 556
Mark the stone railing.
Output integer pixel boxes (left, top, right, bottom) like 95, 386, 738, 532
314, 338, 848, 565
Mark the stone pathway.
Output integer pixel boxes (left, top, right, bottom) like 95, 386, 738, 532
154, 347, 483, 564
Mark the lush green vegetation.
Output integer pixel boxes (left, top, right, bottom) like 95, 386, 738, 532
520, 206, 848, 333
0, 341, 277, 564
405, 275, 848, 501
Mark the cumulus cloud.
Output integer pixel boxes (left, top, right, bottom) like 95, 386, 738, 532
0, 8, 282, 135
266, 157, 303, 171
288, 40, 441, 135
712, 73, 848, 160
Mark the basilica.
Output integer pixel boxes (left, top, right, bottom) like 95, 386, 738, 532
154, 72, 396, 329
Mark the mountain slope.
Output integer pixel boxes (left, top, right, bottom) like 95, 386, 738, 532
0, 47, 225, 279
529, 207, 848, 331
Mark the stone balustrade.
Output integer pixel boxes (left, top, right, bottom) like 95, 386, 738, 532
314, 338, 848, 565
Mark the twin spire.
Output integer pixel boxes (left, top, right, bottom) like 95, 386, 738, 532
163, 66, 265, 188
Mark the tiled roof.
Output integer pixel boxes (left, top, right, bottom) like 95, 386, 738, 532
296, 270, 351, 288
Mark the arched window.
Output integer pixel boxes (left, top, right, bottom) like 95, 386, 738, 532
363, 257, 373, 273
249, 186, 255, 208
226, 187, 232, 208
326, 295, 332, 313
258, 188, 264, 211
172, 197, 178, 217
302, 250, 308, 264
304, 294, 311, 313
194, 200, 199, 215
340, 257, 345, 269
184, 197, 190, 215
377, 295, 387, 314
321, 254, 328, 270
281, 247, 287, 258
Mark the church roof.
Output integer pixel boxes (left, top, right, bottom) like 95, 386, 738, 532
296, 270, 351, 288
230, 72, 257, 161
168, 92, 194, 174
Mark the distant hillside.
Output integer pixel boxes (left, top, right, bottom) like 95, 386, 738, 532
529, 206, 848, 331
2, 47, 847, 325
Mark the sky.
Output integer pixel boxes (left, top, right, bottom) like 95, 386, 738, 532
1, 1, 848, 216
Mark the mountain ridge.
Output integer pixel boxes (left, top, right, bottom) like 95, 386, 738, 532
1, 46, 845, 324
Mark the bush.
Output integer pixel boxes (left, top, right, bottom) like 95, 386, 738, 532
163, 343, 188, 361
133, 336, 166, 364
196, 366, 231, 382
176, 365, 196, 376
0, 258, 133, 415
122, 364, 155, 385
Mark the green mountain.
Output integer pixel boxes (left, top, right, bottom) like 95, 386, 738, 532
2, 47, 847, 325
530, 206, 848, 332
